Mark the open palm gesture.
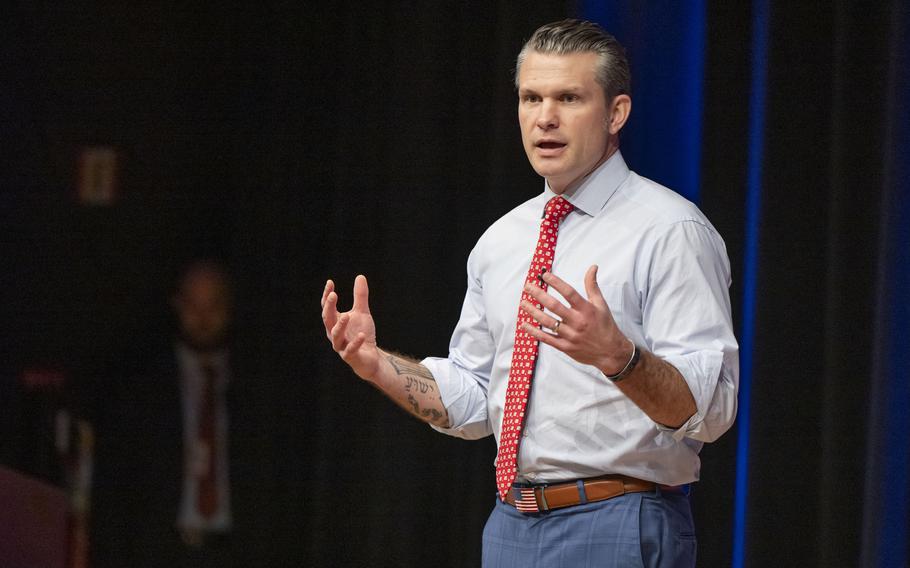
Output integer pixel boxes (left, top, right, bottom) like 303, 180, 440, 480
321, 275, 380, 381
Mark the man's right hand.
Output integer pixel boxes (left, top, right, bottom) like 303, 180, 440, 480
321, 275, 380, 381
321, 274, 450, 428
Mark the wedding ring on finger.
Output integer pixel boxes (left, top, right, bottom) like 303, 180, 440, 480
552, 319, 562, 335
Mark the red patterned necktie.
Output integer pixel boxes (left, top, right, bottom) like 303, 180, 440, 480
197, 361, 219, 518
495, 195, 574, 502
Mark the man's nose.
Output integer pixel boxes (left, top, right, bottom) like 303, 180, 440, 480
536, 100, 558, 130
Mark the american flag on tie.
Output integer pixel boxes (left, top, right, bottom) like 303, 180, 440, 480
514, 487, 540, 513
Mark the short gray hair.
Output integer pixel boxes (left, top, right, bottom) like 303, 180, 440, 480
515, 19, 631, 102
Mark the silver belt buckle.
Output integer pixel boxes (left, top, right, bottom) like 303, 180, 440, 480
536, 484, 549, 511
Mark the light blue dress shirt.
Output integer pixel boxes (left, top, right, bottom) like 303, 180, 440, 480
422, 151, 739, 486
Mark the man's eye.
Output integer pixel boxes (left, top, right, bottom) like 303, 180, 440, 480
561, 94, 579, 103
523, 95, 540, 103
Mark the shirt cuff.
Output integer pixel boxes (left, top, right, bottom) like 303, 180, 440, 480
655, 350, 725, 441
421, 356, 491, 440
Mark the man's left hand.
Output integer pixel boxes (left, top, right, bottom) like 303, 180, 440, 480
520, 265, 632, 376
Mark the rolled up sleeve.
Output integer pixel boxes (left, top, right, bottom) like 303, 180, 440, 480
643, 220, 740, 443
423, 355, 491, 440
422, 249, 495, 440
661, 349, 738, 442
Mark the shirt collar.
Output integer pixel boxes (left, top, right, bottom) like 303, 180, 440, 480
542, 150, 631, 217
176, 342, 229, 376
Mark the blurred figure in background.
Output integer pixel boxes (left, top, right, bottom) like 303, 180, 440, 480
92, 260, 253, 567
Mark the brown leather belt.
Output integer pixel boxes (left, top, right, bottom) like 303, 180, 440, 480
503, 474, 683, 513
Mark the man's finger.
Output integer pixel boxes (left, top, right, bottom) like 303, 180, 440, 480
341, 332, 366, 359
521, 321, 566, 349
523, 282, 572, 321
520, 300, 568, 335
583, 265, 607, 307
330, 313, 350, 351
541, 271, 586, 308
322, 291, 339, 337
321, 279, 335, 309
352, 274, 371, 314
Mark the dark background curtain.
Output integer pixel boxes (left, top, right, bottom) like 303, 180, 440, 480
1, 1, 907, 566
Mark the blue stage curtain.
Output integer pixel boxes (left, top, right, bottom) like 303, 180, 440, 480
862, 3, 910, 566
580, 1, 705, 203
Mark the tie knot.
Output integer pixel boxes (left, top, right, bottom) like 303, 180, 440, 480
544, 195, 574, 223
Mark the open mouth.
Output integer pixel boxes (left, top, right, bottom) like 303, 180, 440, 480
535, 140, 567, 156
536, 141, 567, 150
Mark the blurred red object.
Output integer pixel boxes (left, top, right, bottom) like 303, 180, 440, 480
20, 366, 67, 392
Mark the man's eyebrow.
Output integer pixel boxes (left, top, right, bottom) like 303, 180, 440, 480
518, 85, 587, 95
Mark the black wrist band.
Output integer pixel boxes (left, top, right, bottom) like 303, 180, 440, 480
605, 342, 640, 382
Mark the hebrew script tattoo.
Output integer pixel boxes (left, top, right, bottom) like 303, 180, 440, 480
404, 376, 434, 394
386, 353, 449, 427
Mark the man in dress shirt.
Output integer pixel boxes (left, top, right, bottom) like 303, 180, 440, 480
170, 261, 234, 549
92, 261, 242, 567
321, 19, 738, 567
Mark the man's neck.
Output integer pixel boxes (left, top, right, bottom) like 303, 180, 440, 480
549, 142, 620, 195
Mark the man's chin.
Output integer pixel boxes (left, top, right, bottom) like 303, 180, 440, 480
535, 168, 573, 191
180, 335, 227, 353
529, 159, 569, 179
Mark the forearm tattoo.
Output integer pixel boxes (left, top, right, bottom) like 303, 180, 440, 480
386, 354, 449, 427
388, 356, 435, 380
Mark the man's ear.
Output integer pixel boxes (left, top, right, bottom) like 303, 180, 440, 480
606, 94, 632, 135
